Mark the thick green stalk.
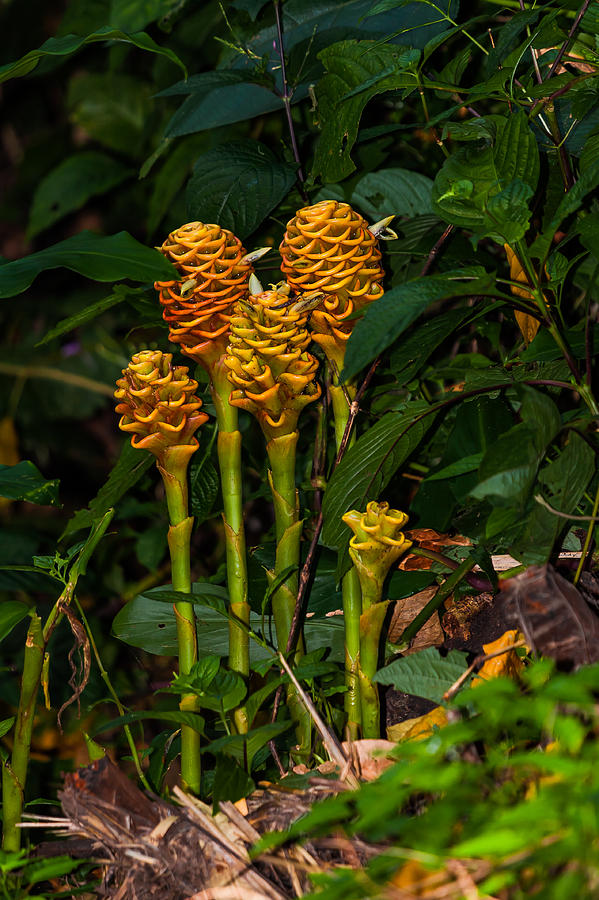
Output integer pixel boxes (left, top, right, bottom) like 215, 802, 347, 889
359, 601, 390, 739
160, 454, 201, 793
266, 432, 310, 754
329, 379, 363, 739
267, 432, 302, 650
211, 360, 250, 731
2, 614, 44, 852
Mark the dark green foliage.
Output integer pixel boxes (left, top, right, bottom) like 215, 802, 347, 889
2, 0, 599, 888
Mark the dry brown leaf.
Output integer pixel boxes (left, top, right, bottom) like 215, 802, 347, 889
388, 587, 444, 653
387, 705, 448, 742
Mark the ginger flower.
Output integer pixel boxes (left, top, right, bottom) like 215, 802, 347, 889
155, 222, 261, 369
280, 201, 389, 371
342, 501, 412, 607
114, 350, 208, 463
224, 281, 321, 442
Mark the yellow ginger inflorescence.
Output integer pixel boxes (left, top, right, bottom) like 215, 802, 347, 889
114, 350, 208, 460
342, 501, 412, 605
155, 221, 254, 368
224, 282, 321, 441
279, 200, 385, 371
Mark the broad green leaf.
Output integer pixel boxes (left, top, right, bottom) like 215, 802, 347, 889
212, 755, 254, 808
112, 589, 346, 660
475, 178, 533, 244
389, 307, 480, 383
321, 404, 436, 550
426, 452, 483, 481
342, 270, 494, 381
452, 829, 533, 859
0, 717, 15, 739
469, 424, 544, 506
67, 73, 154, 157
109, 0, 180, 31
312, 41, 420, 182
432, 111, 539, 233
186, 141, 297, 239
0, 462, 60, 506
373, 646, 468, 702
519, 385, 560, 454
190, 457, 219, 523
63, 439, 154, 537
533, 159, 599, 260
576, 211, 599, 260
580, 130, 599, 172
346, 167, 434, 221
25, 856, 83, 885
0, 231, 176, 298
205, 722, 290, 772
28, 152, 132, 239
146, 135, 205, 236
510, 431, 595, 566
94, 709, 205, 736
35, 285, 144, 347
168, 658, 247, 713
146, 584, 228, 613
0, 26, 186, 84
231, 0, 269, 19
162, 72, 285, 138
0, 603, 30, 643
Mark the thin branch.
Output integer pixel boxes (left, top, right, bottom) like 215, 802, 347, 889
547, 0, 593, 80
443, 640, 527, 701
273, 0, 309, 202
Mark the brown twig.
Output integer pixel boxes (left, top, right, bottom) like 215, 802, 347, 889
443, 639, 527, 701
273, 0, 309, 203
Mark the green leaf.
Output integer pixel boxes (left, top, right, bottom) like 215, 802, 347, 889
186, 141, 297, 239
204, 722, 290, 772
432, 111, 539, 233
109, 0, 180, 31
510, 431, 595, 566
576, 211, 599, 259
168, 657, 247, 713
190, 458, 219, 523
0, 603, 30, 643
67, 72, 153, 158
212, 755, 254, 808
0, 717, 15, 739
35, 284, 143, 347
345, 167, 434, 221
475, 178, 533, 244
0, 26, 186, 84
112, 588, 346, 660
321, 403, 436, 550
342, 270, 494, 381
24, 856, 83, 885
94, 709, 205, 736
0, 231, 177, 299
146, 135, 205, 236
373, 646, 468, 702
313, 41, 420, 182
533, 159, 599, 260
28, 152, 132, 239
426, 452, 483, 481
0, 461, 60, 506
519, 385, 561, 454
162, 72, 285, 138
389, 306, 480, 383
63, 439, 154, 537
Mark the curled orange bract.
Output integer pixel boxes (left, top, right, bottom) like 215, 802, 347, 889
114, 350, 208, 460
224, 283, 321, 441
155, 222, 253, 367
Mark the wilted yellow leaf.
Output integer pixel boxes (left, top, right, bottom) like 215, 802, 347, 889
474, 629, 525, 683
504, 244, 546, 344
387, 705, 448, 742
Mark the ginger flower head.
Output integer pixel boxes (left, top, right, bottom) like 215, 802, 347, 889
342, 501, 412, 605
114, 350, 208, 464
155, 221, 258, 369
279, 201, 387, 371
224, 281, 321, 442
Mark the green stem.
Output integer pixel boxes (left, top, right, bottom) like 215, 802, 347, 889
159, 454, 201, 794
74, 598, 151, 791
575, 478, 599, 585
359, 601, 390, 739
329, 378, 363, 739
266, 431, 310, 754
211, 360, 250, 732
2, 614, 44, 852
